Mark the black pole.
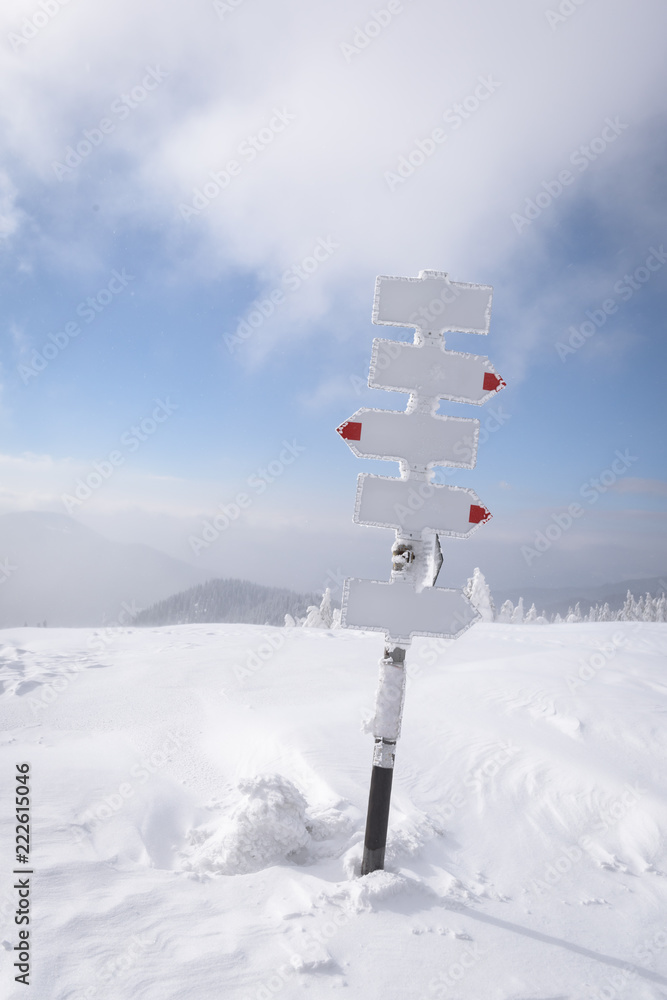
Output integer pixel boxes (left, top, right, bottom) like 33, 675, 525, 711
360, 645, 405, 876
360, 738, 396, 875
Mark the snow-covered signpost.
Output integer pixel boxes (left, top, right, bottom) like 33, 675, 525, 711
336, 269, 505, 876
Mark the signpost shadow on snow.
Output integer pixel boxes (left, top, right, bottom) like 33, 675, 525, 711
437, 902, 667, 988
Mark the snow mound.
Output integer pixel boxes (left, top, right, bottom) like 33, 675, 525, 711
181, 773, 351, 875
329, 869, 426, 913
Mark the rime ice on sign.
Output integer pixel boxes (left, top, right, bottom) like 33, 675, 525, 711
369, 340, 506, 404
335, 268, 505, 876
354, 474, 491, 536
343, 577, 477, 644
372, 270, 492, 336
337, 408, 480, 470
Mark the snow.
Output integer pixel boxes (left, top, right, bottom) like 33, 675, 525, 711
2, 621, 667, 998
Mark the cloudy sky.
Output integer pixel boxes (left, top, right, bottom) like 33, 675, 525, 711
0, 0, 665, 598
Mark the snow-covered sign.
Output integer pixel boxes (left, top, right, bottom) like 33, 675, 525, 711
369, 340, 505, 404
354, 474, 491, 535
342, 578, 477, 643
336, 267, 503, 875
373, 269, 493, 335
336, 408, 479, 470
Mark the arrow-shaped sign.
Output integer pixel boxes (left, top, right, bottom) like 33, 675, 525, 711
355, 474, 492, 535
342, 577, 479, 642
373, 270, 492, 335
369, 340, 505, 404
336, 408, 479, 469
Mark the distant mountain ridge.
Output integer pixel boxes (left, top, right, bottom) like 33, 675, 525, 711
134, 578, 321, 627
0, 511, 209, 628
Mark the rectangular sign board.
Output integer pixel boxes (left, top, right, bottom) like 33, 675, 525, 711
369, 340, 505, 404
354, 474, 491, 535
337, 408, 479, 470
373, 270, 493, 336
342, 577, 479, 642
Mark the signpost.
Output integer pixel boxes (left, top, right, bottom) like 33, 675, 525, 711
335, 269, 504, 876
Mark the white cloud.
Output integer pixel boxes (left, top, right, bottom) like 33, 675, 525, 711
0, 0, 664, 359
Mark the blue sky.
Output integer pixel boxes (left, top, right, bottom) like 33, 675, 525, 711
0, 0, 665, 597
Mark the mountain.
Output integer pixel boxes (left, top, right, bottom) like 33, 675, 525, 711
494, 575, 667, 618
134, 577, 322, 627
0, 511, 209, 628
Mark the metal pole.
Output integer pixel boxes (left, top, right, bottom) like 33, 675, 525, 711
361, 645, 405, 876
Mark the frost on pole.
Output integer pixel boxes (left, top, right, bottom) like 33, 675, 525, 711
373, 269, 493, 335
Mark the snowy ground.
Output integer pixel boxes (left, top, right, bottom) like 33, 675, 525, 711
1, 621, 667, 999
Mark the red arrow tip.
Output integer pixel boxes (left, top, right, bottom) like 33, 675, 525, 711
337, 420, 362, 441
483, 372, 507, 392
469, 504, 492, 524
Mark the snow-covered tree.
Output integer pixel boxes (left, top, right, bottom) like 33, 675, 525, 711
511, 597, 524, 624
620, 590, 638, 621
463, 567, 496, 621
302, 588, 335, 629
524, 603, 538, 623
498, 600, 514, 623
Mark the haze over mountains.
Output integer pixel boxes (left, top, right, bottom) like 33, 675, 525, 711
0, 511, 665, 629
0, 512, 208, 628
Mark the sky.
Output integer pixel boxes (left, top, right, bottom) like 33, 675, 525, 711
0, 0, 666, 599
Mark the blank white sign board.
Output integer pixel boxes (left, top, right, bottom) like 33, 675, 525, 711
369, 340, 505, 404
355, 474, 491, 535
342, 577, 479, 642
373, 270, 493, 335
337, 408, 479, 469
